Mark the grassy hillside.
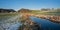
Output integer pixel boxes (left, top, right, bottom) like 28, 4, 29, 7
0, 13, 18, 18
28, 10, 60, 16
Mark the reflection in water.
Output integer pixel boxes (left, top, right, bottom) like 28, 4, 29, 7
6, 22, 21, 30
0, 15, 60, 30
30, 16, 60, 30
0, 15, 22, 30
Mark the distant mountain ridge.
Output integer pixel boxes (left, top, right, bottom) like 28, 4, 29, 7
0, 8, 16, 13
18, 8, 32, 13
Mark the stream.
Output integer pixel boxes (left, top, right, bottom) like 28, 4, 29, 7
0, 15, 60, 30
30, 16, 60, 30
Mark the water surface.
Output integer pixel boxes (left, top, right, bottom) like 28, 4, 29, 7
0, 15, 22, 30
30, 16, 60, 30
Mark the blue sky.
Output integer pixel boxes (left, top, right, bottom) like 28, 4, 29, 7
0, 0, 60, 10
